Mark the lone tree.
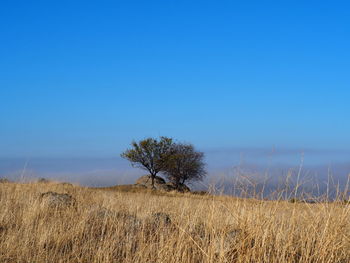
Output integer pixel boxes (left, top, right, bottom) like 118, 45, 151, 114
121, 137, 173, 188
162, 143, 206, 189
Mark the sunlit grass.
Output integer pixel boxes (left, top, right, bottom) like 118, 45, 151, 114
0, 181, 349, 262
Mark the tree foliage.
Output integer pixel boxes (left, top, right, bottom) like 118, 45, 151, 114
121, 137, 173, 187
121, 137, 206, 190
161, 143, 206, 187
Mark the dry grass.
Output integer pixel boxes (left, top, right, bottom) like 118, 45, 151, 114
0, 181, 349, 263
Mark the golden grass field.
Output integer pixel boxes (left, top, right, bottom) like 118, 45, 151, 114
0, 181, 349, 263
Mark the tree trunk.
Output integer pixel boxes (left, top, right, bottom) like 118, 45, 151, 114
151, 174, 155, 189
175, 179, 181, 190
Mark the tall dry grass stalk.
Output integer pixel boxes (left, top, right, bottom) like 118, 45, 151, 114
0, 181, 349, 262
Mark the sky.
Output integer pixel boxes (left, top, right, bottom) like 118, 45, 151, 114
0, 1, 349, 172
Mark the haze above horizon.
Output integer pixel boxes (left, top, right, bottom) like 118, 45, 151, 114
1, 1, 349, 159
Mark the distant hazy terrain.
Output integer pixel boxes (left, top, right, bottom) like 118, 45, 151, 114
1, 148, 349, 197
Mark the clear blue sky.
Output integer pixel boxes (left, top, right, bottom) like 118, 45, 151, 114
1, 1, 349, 158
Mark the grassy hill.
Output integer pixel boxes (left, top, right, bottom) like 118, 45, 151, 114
0, 181, 349, 262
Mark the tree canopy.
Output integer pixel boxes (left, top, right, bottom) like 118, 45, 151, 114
121, 137, 173, 187
121, 137, 206, 190
162, 143, 206, 187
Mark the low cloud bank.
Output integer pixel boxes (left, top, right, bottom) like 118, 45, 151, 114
1, 147, 349, 198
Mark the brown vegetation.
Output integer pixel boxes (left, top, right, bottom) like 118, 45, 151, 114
0, 181, 349, 262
